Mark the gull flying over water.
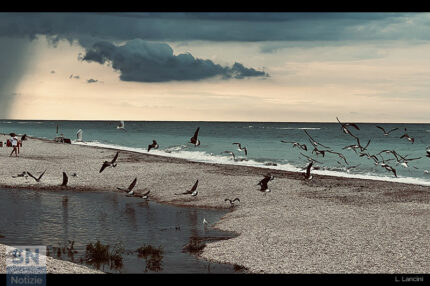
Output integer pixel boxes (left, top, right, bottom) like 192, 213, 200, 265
383, 165, 397, 177
303, 130, 330, 148
225, 198, 240, 207
336, 117, 359, 139
189, 127, 200, 146
311, 146, 326, 157
27, 170, 47, 182
232, 143, 248, 155
222, 151, 236, 161
116, 121, 127, 132
147, 140, 159, 152
99, 151, 119, 173
117, 177, 137, 195
280, 140, 307, 151
299, 152, 323, 164
376, 126, 398, 136
326, 150, 349, 165
400, 129, 414, 144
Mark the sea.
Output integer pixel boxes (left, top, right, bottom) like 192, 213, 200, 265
1, 120, 430, 186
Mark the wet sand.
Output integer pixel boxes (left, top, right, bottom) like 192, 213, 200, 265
0, 134, 429, 273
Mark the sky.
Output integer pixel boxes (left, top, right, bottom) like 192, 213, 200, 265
1, 12, 430, 122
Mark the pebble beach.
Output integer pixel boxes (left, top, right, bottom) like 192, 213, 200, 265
0, 134, 429, 274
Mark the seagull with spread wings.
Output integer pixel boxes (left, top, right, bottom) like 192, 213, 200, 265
99, 151, 119, 173
27, 170, 47, 182
376, 126, 398, 136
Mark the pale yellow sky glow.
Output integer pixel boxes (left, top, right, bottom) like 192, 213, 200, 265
9, 36, 430, 122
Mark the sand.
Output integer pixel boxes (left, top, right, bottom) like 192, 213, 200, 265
0, 134, 429, 274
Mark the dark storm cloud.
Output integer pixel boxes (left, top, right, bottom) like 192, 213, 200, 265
0, 12, 422, 46
81, 39, 268, 82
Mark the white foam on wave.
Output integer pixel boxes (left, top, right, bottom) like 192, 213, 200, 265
73, 141, 430, 187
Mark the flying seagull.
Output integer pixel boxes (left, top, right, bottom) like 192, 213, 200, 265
303, 130, 330, 148
336, 117, 359, 138
299, 152, 323, 164
311, 147, 326, 157
280, 140, 307, 151
400, 131, 415, 144
116, 121, 127, 132
326, 150, 349, 165
12, 171, 28, 179
175, 180, 199, 195
27, 170, 47, 182
61, 172, 68, 187
383, 165, 397, 177
117, 177, 137, 195
225, 198, 240, 207
127, 188, 150, 199
304, 161, 313, 180
222, 151, 236, 161
147, 140, 159, 152
76, 129, 83, 142
359, 152, 380, 165
232, 143, 248, 155
189, 127, 200, 146
376, 126, 398, 136
99, 151, 119, 173
356, 137, 371, 152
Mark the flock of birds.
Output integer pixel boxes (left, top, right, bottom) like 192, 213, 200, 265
9, 118, 430, 222
280, 117, 430, 181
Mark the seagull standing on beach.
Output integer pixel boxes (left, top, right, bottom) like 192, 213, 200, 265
147, 140, 159, 152
203, 218, 208, 227
376, 126, 398, 136
189, 127, 200, 146
232, 143, 248, 155
426, 146, 430, 158
117, 121, 127, 132
117, 177, 137, 195
99, 151, 119, 173
27, 170, 47, 182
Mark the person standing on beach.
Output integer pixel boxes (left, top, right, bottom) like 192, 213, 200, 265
9, 133, 19, 157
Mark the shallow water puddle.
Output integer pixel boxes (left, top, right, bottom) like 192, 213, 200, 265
0, 188, 242, 273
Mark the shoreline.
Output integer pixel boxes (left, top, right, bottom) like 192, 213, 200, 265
0, 135, 429, 273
